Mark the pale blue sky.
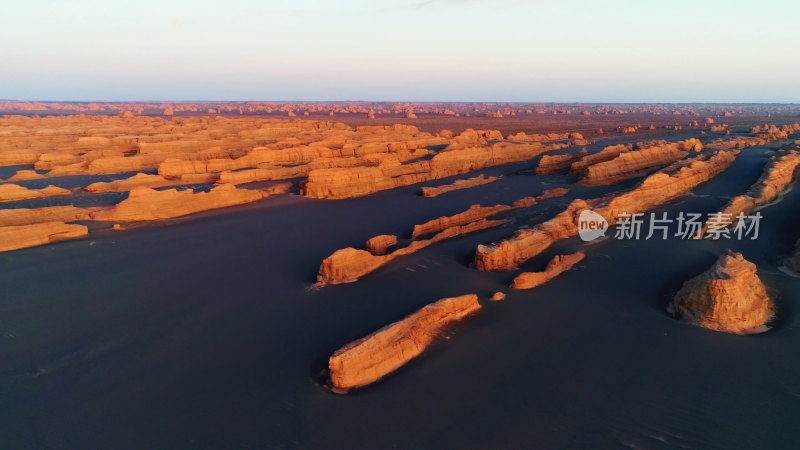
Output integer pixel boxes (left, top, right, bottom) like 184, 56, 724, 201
1, 0, 798, 102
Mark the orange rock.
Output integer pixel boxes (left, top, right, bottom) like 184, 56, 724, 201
0, 183, 71, 203
365, 235, 398, 255
421, 174, 499, 197
327, 294, 481, 392
318, 218, 507, 285
535, 149, 588, 175
476, 151, 736, 271
702, 149, 800, 237
511, 252, 585, 289
91, 183, 289, 222
317, 248, 393, 284
491, 292, 506, 301
84, 173, 182, 193
0, 222, 88, 252
0, 149, 38, 166
580, 140, 696, 185
6, 170, 45, 181
412, 204, 510, 239
570, 144, 632, 174
671, 251, 773, 335
511, 188, 569, 209
0, 206, 93, 227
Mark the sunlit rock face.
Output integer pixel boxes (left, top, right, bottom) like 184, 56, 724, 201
671, 251, 774, 335
327, 294, 481, 392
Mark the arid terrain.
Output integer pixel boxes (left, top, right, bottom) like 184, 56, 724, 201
2, 101, 800, 448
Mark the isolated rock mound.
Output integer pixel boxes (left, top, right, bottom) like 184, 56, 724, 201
0, 206, 93, 227
327, 294, 481, 392
365, 235, 398, 255
671, 251, 773, 335
512, 252, 585, 289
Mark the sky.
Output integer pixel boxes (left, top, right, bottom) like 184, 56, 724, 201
1, 0, 799, 103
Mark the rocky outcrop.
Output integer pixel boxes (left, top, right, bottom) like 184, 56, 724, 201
570, 144, 632, 174
671, 251, 773, 335
511, 252, 585, 289
421, 174, 499, 197
0, 206, 93, 227
535, 149, 588, 175
491, 292, 506, 301
0, 222, 88, 252
84, 173, 184, 193
0, 184, 71, 203
317, 248, 393, 284
91, 183, 290, 222
318, 218, 507, 285
366, 235, 398, 255
305, 141, 572, 199
702, 149, 800, 236
412, 204, 511, 239
511, 188, 569, 208
580, 140, 697, 185
327, 294, 481, 392
6, 170, 45, 181
476, 151, 736, 271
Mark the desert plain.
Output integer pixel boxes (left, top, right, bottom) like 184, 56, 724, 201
1, 101, 800, 448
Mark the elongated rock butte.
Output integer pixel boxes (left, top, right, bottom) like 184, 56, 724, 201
702, 148, 800, 236
327, 294, 481, 392
512, 252, 585, 289
476, 151, 736, 271
0, 221, 88, 252
421, 174, 499, 197
91, 183, 290, 222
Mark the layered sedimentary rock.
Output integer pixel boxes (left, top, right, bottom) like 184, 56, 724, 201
0, 206, 93, 227
0, 183, 71, 203
421, 174, 499, 197
491, 292, 506, 301
580, 139, 700, 185
365, 235, 398, 255
5, 170, 45, 181
305, 140, 573, 199
511, 252, 585, 289
327, 294, 481, 392
91, 183, 290, 222
476, 151, 736, 271
317, 248, 393, 284
318, 218, 507, 285
671, 251, 773, 335
570, 144, 632, 174
0, 222, 88, 252
702, 149, 800, 236
412, 204, 511, 239
84, 173, 183, 193
535, 149, 587, 175
511, 188, 569, 208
